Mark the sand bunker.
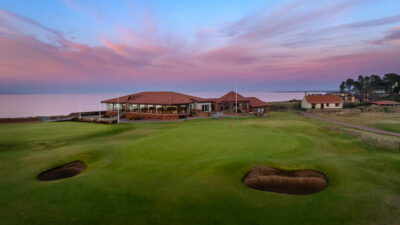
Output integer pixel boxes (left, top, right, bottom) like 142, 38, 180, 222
243, 166, 328, 195
37, 161, 85, 181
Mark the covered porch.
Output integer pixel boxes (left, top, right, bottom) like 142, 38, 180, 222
107, 103, 191, 114
218, 101, 249, 113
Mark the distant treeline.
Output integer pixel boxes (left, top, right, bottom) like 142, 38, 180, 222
339, 73, 400, 101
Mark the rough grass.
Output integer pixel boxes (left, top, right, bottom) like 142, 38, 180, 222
326, 126, 400, 151
0, 112, 400, 225
317, 112, 400, 133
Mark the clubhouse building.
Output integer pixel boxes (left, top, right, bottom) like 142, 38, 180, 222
101, 91, 269, 120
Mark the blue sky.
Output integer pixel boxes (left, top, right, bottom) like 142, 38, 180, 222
0, 0, 269, 45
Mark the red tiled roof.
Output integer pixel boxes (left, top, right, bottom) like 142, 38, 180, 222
101, 91, 270, 108
372, 100, 400, 105
246, 97, 269, 108
194, 98, 218, 103
305, 95, 343, 103
101, 92, 207, 105
202, 98, 220, 103
101, 95, 131, 104
218, 91, 248, 102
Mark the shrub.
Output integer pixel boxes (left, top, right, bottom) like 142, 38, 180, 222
291, 102, 302, 110
343, 102, 358, 108
269, 104, 289, 111
131, 115, 142, 120
343, 102, 371, 108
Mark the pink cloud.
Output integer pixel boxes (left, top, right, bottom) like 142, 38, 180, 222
368, 26, 400, 45
1, 1, 400, 92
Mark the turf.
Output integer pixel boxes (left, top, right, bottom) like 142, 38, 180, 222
317, 112, 400, 133
0, 112, 400, 225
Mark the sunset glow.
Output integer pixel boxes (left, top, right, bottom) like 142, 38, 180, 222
0, 0, 400, 93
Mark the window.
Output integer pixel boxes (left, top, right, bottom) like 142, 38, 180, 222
202, 104, 209, 112
312, 103, 316, 109
326, 103, 330, 107
335, 103, 339, 107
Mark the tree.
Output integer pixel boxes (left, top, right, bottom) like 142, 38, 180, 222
339, 81, 346, 93
345, 78, 354, 93
369, 75, 384, 100
370, 75, 383, 91
357, 75, 365, 95
355, 75, 371, 100
383, 73, 400, 94
339, 73, 399, 101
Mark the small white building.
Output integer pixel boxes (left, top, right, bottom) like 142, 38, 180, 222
301, 94, 343, 109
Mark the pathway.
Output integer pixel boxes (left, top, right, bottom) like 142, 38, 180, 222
298, 111, 400, 137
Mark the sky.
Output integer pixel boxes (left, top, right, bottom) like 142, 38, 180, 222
0, 0, 400, 93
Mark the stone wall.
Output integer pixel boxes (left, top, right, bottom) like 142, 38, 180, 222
193, 109, 210, 117
305, 108, 343, 113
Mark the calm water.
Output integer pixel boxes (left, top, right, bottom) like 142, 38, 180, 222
0, 92, 323, 118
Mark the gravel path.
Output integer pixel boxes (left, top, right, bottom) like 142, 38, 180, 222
298, 111, 400, 137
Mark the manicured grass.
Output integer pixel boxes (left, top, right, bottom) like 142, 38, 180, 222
0, 112, 400, 225
317, 112, 400, 133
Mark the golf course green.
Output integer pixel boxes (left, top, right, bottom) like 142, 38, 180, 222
0, 112, 399, 225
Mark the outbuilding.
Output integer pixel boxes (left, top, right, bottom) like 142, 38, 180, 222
301, 94, 343, 109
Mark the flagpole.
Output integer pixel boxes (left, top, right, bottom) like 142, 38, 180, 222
117, 93, 120, 124
78, 96, 81, 119
98, 94, 101, 120
235, 78, 238, 116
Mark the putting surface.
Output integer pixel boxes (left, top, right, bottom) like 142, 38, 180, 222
0, 112, 400, 225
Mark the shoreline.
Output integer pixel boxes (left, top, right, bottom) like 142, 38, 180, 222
0, 111, 106, 124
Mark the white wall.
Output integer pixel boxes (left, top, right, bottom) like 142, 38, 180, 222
301, 97, 343, 109
192, 102, 212, 112
301, 96, 312, 109
322, 103, 343, 109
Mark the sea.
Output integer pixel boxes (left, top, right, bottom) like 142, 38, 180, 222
0, 92, 325, 118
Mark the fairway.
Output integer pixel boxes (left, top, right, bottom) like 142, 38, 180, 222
0, 112, 399, 225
